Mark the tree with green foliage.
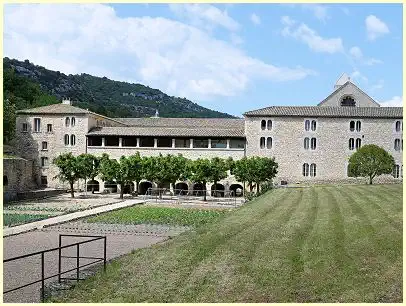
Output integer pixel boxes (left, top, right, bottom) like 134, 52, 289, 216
128, 152, 144, 194
190, 158, 212, 201
99, 155, 138, 199
165, 154, 192, 191
53, 153, 82, 198
348, 144, 395, 184
77, 154, 102, 194
208, 157, 229, 197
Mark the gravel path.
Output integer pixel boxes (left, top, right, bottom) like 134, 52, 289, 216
3, 221, 190, 303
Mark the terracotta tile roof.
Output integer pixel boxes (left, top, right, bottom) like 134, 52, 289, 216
244, 106, 403, 118
16, 103, 92, 115
87, 125, 245, 138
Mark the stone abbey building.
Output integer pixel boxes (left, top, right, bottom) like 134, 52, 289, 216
10, 74, 403, 195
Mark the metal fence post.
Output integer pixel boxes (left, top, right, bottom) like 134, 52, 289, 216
103, 237, 107, 272
58, 235, 62, 283
76, 244, 80, 281
41, 252, 45, 302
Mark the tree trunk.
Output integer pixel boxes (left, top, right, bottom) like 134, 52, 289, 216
369, 176, 373, 185
135, 180, 139, 193
120, 183, 124, 199
70, 181, 75, 198
256, 182, 260, 194
203, 180, 207, 201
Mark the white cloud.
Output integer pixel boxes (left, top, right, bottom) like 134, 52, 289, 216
380, 96, 403, 107
230, 33, 244, 45
365, 15, 389, 41
250, 13, 261, 25
281, 17, 343, 54
169, 4, 239, 32
4, 4, 315, 102
370, 79, 384, 92
351, 70, 368, 83
302, 4, 329, 22
349, 46, 383, 66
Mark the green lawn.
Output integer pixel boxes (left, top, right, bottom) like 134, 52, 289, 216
86, 206, 228, 227
51, 184, 402, 303
3, 213, 52, 227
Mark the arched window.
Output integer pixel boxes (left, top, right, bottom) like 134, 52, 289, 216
267, 120, 272, 130
260, 137, 265, 149
71, 117, 76, 127
65, 117, 70, 127
310, 164, 316, 177
71, 134, 76, 146
355, 138, 361, 150
311, 138, 317, 150
395, 121, 401, 132
349, 121, 355, 132
393, 165, 400, 178
64, 134, 70, 145
349, 138, 354, 150
341, 96, 356, 106
266, 137, 272, 149
302, 163, 309, 177
304, 120, 310, 131
304, 137, 310, 150
394, 139, 401, 151
311, 120, 317, 131
356, 121, 361, 132
261, 120, 266, 130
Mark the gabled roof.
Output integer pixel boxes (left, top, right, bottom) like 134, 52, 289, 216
16, 103, 92, 115
318, 81, 381, 107
87, 126, 245, 138
116, 117, 244, 129
243, 106, 403, 118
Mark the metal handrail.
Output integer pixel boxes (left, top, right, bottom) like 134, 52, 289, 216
3, 234, 107, 302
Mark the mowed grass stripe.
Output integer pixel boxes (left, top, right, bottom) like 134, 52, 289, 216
355, 184, 403, 214
345, 185, 402, 233
172, 188, 306, 302
332, 185, 402, 302
51, 185, 402, 303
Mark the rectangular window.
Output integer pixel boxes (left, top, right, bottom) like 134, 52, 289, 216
88, 136, 103, 146
41, 176, 48, 187
47, 124, 53, 133
22, 123, 28, 132
229, 139, 245, 149
157, 137, 172, 147
105, 136, 119, 146
311, 120, 316, 131
394, 139, 401, 151
139, 137, 155, 147
34, 118, 41, 132
175, 138, 191, 148
122, 136, 137, 147
349, 138, 355, 150
356, 121, 361, 132
211, 139, 227, 148
193, 139, 209, 148
260, 137, 265, 149
355, 138, 361, 150
41, 157, 49, 168
304, 120, 310, 131
42, 142, 48, 151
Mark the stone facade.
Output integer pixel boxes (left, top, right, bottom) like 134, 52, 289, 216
3, 157, 37, 201
10, 76, 403, 194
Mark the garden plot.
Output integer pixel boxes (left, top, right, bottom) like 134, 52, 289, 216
3, 192, 128, 227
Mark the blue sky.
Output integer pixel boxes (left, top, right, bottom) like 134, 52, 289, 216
4, 3, 403, 116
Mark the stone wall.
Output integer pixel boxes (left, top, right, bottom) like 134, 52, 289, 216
245, 116, 403, 184
3, 157, 38, 202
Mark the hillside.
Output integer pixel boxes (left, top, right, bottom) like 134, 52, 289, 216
3, 57, 234, 119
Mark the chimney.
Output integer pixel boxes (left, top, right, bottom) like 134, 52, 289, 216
62, 97, 72, 105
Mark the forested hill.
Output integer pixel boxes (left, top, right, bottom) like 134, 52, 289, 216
3, 57, 234, 119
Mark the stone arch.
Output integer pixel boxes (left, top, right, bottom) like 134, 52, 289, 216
87, 180, 100, 192
175, 182, 188, 195
123, 182, 135, 194
230, 184, 244, 197
104, 181, 117, 193
211, 183, 225, 197
192, 183, 205, 196
139, 181, 153, 195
